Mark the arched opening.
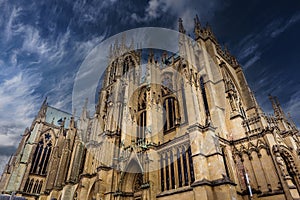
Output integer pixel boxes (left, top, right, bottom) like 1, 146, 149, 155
120, 159, 144, 200
279, 148, 300, 193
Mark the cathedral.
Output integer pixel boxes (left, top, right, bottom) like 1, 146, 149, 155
1, 16, 300, 200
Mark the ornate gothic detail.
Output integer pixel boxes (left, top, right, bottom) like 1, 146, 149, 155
1, 15, 300, 200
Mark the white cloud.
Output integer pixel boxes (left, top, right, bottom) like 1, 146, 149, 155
132, 0, 225, 31
0, 70, 42, 144
243, 53, 261, 70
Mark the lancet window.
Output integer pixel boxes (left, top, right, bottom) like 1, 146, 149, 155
160, 145, 195, 191
30, 133, 52, 175
137, 88, 147, 140
123, 56, 134, 75
23, 178, 42, 194
137, 111, 147, 140
163, 97, 176, 132
200, 76, 210, 117
109, 61, 117, 84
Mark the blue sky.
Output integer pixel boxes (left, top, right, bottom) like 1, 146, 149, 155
0, 0, 300, 172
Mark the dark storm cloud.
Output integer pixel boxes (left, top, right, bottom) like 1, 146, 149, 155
0, 146, 17, 157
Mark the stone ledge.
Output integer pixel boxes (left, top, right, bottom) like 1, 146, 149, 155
191, 177, 236, 187
192, 151, 223, 158
156, 186, 193, 197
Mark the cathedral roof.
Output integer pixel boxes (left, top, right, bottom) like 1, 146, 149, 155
44, 106, 72, 128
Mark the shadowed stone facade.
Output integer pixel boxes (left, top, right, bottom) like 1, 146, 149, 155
1, 17, 300, 200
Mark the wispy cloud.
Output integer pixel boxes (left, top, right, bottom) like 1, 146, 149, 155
271, 13, 300, 38
4, 5, 22, 42
285, 88, 300, 126
236, 12, 300, 69
0, 70, 42, 143
243, 52, 261, 70
0, 1, 109, 176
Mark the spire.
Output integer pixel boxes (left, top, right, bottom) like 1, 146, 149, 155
287, 113, 297, 129
269, 95, 285, 118
130, 37, 134, 50
269, 95, 279, 117
121, 32, 126, 50
69, 116, 75, 129
109, 44, 113, 59
178, 18, 186, 34
42, 96, 47, 106
36, 97, 48, 120
274, 96, 284, 115
113, 38, 119, 58
81, 98, 90, 120
194, 15, 201, 38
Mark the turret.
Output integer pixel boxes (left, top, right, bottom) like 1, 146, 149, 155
178, 18, 186, 34
269, 95, 284, 118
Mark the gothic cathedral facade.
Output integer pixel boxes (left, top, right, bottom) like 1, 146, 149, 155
1, 17, 300, 200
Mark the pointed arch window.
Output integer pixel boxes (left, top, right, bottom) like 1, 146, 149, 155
137, 111, 147, 140
33, 180, 39, 193
37, 181, 43, 194
163, 97, 176, 132
28, 179, 34, 193
170, 151, 176, 189
23, 178, 30, 192
160, 145, 195, 192
30, 141, 43, 173
160, 154, 165, 191
182, 146, 189, 186
165, 152, 170, 190
30, 133, 52, 175
187, 147, 195, 183
123, 56, 135, 75
200, 76, 210, 117
177, 148, 183, 187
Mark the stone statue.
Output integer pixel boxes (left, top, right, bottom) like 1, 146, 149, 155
275, 153, 288, 177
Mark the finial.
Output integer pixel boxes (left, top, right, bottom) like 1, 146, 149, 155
194, 15, 201, 38
269, 95, 282, 118
81, 98, 90, 119
69, 116, 75, 128
148, 49, 154, 63
113, 38, 119, 57
42, 96, 48, 106
130, 37, 134, 50
178, 18, 186, 34
109, 44, 113, 58
121, 32, 126, 49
